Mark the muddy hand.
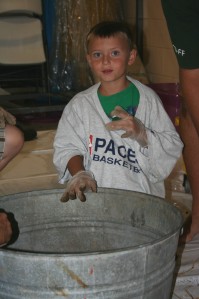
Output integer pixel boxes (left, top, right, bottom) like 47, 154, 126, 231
60, 170, 97, 202
105, 106, 148, 147
0, 212, 12, 247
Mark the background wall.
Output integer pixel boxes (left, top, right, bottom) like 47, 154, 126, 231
123, 0, 179, 84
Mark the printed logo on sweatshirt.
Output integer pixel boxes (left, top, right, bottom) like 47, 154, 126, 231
90, 137, 141, 173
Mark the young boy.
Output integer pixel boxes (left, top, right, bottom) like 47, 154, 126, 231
53, 21, 183, 202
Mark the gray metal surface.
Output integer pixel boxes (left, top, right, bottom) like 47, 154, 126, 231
0, 188, 183, 299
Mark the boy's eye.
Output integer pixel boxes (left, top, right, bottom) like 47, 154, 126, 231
111, 50, 120, 57
92, 52, 101, 59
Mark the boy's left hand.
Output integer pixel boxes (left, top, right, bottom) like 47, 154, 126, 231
105, 106, 148, 147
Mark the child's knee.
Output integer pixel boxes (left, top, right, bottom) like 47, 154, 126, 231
5, 125, 24, 153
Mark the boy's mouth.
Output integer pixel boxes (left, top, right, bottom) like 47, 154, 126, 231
102, 69, 113, 74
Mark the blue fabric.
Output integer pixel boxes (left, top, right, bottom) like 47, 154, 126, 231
42, 0, 56, 56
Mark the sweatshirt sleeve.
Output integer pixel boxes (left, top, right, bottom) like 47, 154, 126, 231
132, 84, 183, 183
53, 98, 90, 183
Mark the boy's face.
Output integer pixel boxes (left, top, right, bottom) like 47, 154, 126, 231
86, 33, 136, 85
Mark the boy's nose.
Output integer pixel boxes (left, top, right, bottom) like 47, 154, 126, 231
102, 55, 110, 64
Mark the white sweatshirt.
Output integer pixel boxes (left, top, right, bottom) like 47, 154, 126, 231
53, 78, 183, 198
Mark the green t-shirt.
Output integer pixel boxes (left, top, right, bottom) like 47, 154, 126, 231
98, 82, 140, 119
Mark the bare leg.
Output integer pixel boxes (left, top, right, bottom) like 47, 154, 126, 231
0, 125, 24, 172
179, 68, 199, 241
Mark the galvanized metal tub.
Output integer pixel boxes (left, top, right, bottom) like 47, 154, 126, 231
0, 188, 183, 299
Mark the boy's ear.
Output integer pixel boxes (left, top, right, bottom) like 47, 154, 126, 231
128, 49, 137, 65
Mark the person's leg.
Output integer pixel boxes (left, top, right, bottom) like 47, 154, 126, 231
179, 68, 199, 241
180, 69, 199, 134
0, 125, 24, 172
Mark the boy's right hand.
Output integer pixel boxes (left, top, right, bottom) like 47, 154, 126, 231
0, 107, 16, 128
60, 170, 97, 202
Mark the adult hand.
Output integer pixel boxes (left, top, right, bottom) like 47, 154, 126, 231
0, 107, 16, 128
0, 212, 12, 247
60, 170, 97, 202
105, 106, 148, 147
